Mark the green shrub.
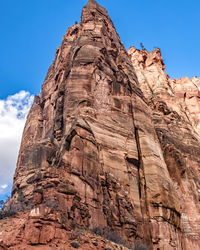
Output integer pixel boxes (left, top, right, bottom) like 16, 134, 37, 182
92, 226, 123, 245
139, 42, 146, 50
92, 226, 149, 249
0, 208, 16, 219
134, 243, 149, 250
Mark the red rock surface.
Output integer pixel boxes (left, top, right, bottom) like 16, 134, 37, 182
128, 46, 200, 249
0, 1, 200, 249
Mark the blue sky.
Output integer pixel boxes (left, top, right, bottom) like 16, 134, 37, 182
0, 0, 199, 200
0, 0, 200, 99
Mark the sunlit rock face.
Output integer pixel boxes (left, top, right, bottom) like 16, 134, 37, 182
170, 76, 200, 132
0, 1, 200, 249
129, 46, 200, 249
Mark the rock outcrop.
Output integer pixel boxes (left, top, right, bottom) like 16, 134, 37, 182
0, 1, 200, 249
128, 47, 200, 249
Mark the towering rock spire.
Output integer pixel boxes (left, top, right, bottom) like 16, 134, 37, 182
0, 1, 200, 249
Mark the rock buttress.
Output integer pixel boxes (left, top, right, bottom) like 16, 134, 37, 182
129, 46, 200, 249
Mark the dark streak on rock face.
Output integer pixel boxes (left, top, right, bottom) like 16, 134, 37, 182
129, 46, 200, 249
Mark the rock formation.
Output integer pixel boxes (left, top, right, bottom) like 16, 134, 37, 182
128, 47, 200, 249
0, 1, 200, 249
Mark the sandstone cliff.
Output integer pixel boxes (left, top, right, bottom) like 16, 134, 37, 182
128, 47, 200, 249
0, 1, 200, 249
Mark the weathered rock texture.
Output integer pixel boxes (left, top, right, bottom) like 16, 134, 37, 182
0, 1, 200, 249
128, 47, 200, 249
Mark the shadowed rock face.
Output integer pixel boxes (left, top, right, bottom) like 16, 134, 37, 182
0, 1, 200, 249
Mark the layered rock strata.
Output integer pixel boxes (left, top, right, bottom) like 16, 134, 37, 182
0, 1, 200, 249
128, 47, 200, 249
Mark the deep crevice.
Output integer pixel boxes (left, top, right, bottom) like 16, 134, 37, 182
129, 95, 153, 249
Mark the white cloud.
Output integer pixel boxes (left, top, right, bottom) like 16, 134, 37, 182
1, 185, 8, 189
0, 91, 34, 199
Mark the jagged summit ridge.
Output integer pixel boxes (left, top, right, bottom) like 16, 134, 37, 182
86, 0, 102, 9
82, 0, 108, 22
129, 46, 200, 134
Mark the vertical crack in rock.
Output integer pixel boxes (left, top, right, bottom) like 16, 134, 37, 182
128, 88, 153, 248
129, 46, 200, 249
